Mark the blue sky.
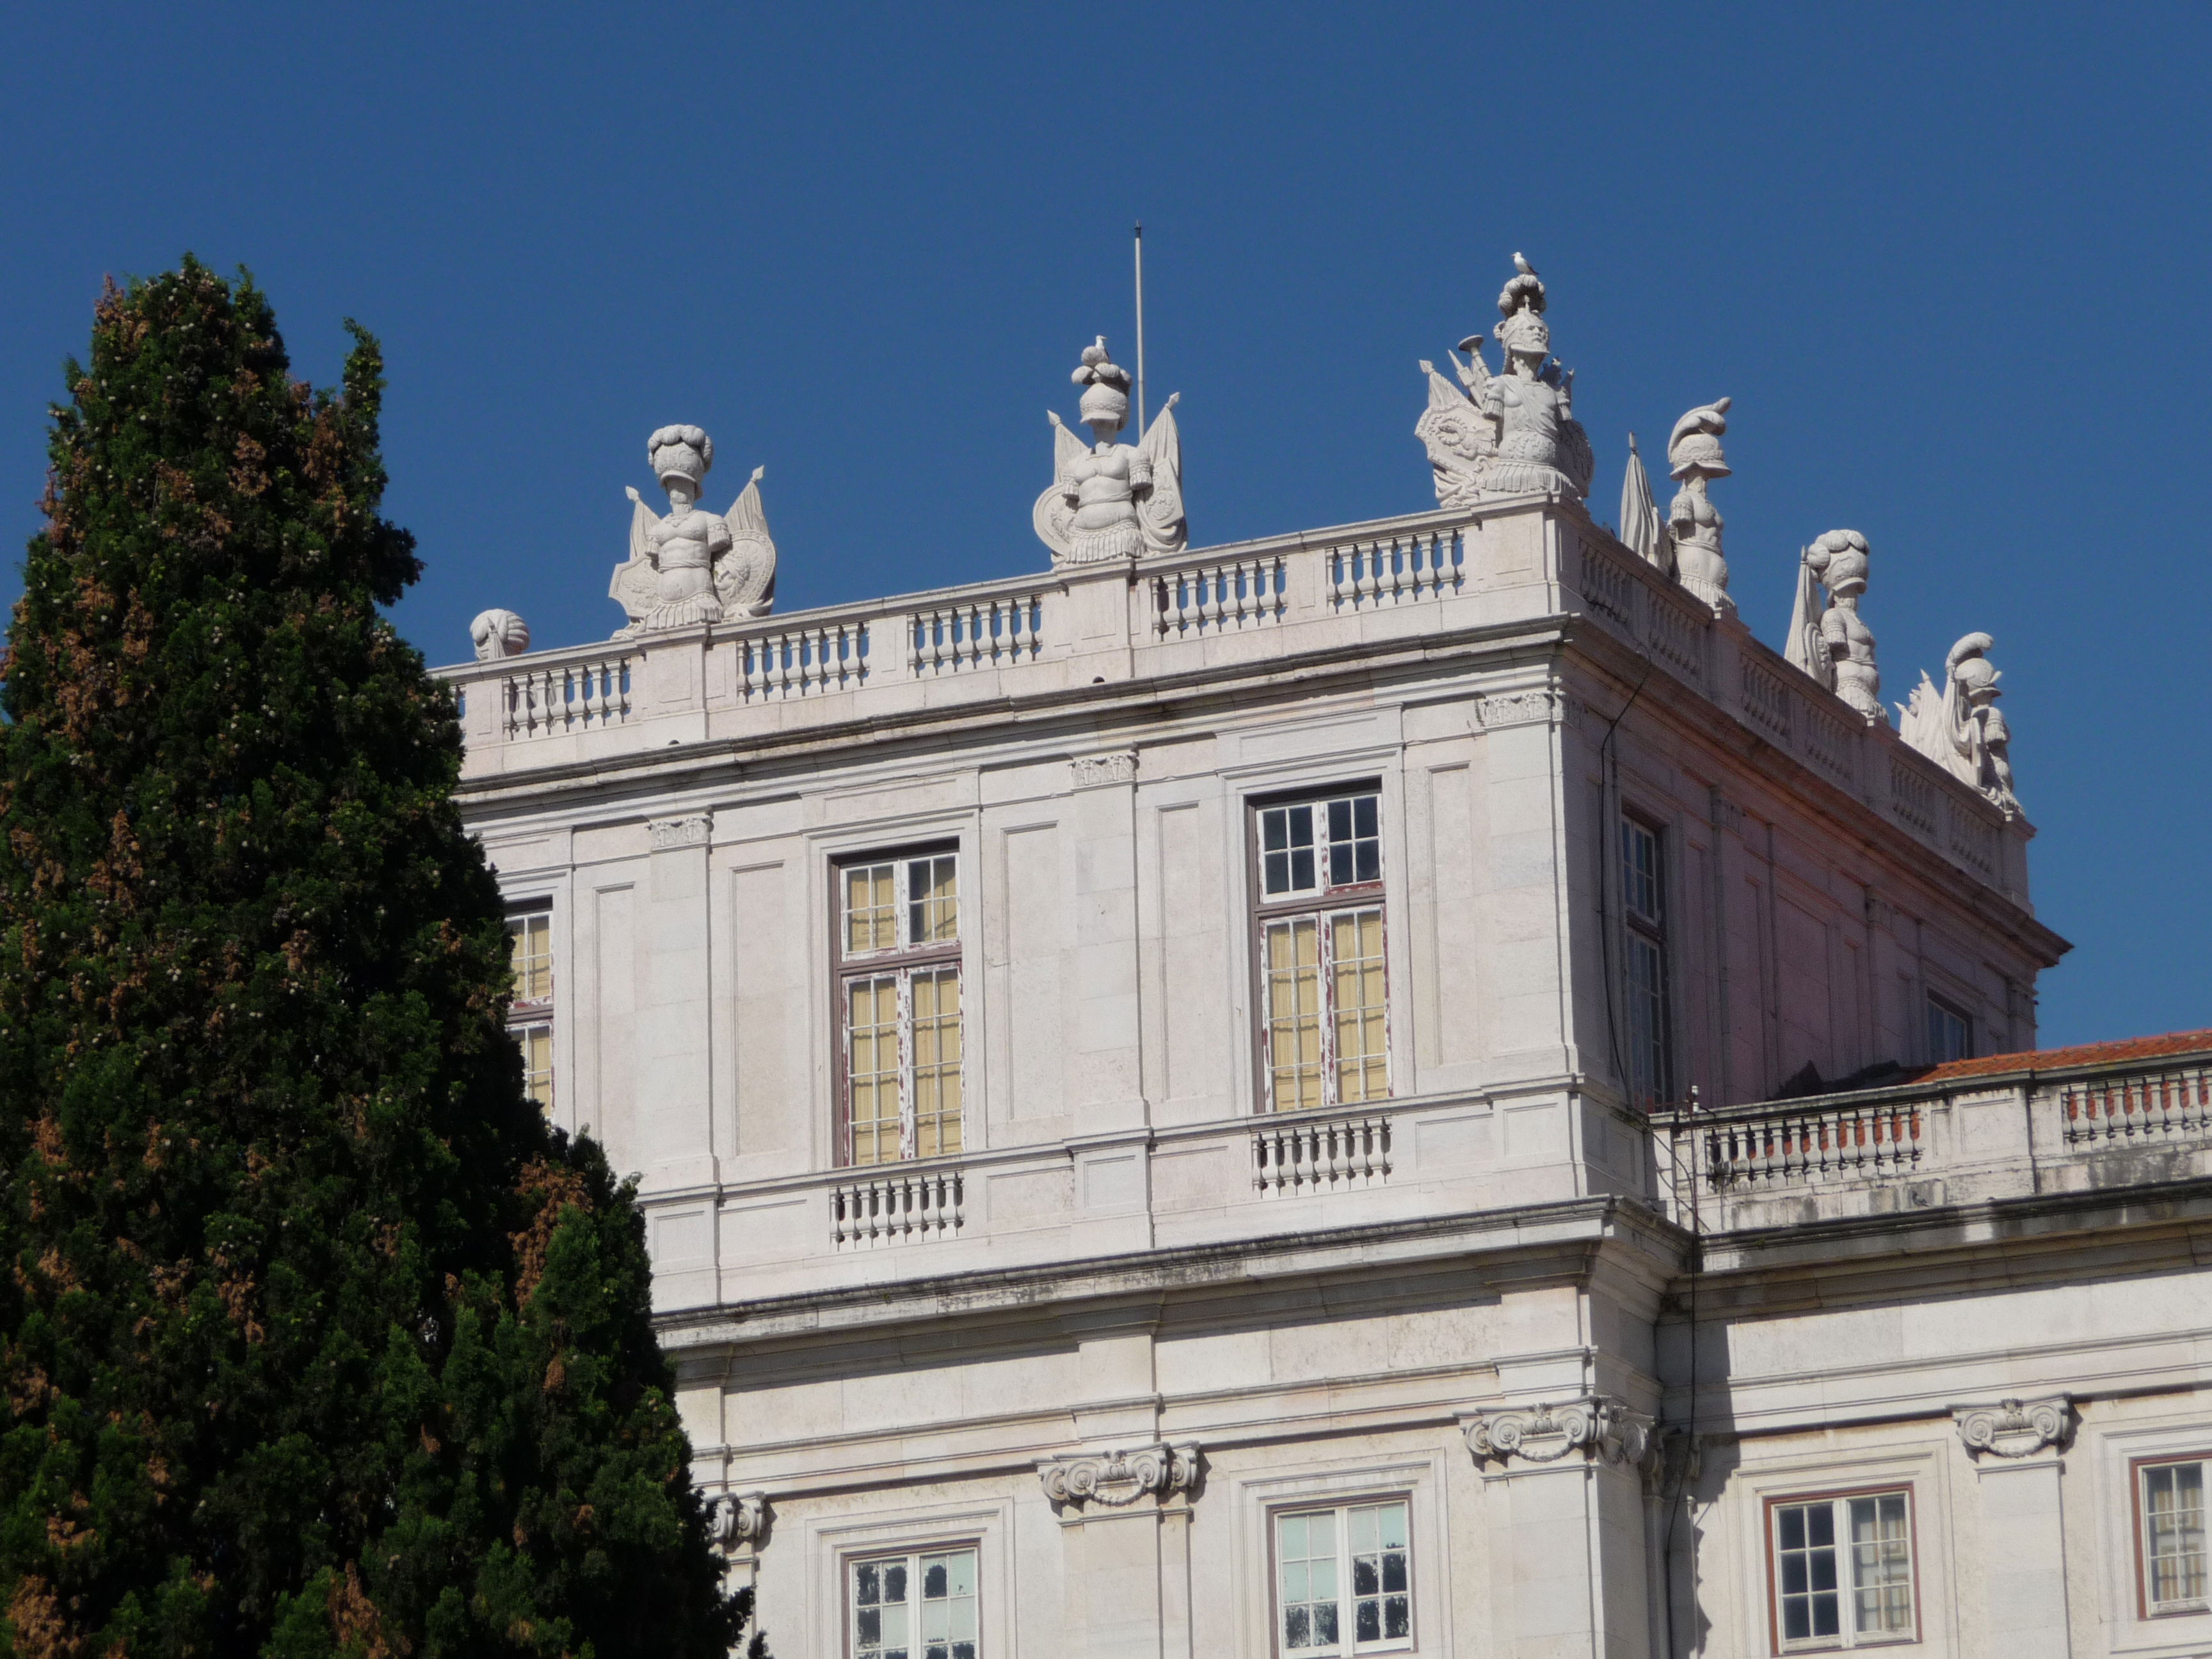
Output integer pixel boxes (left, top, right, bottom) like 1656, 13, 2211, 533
2, 3, 2206, 1046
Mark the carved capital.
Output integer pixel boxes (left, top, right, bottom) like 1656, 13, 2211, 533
1460, 1397, 1653, 1469
648, 813, 712, 851
1071, 751, 1138, 790
712, 1491, 771, 1550
1036, 1443, 1199, 1511
1477, 689, 1562, 730
1952, 1397, 2074, 1461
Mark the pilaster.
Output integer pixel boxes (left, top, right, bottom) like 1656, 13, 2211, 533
1037, 1445, 1201, 1659
636, 812, 718, 1189
1953, 1397, 2076, 1659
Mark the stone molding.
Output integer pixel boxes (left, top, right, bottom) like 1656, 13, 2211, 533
648, 813, 712, 851
1036, 1443, 1199, 1511
1477, 689, 1562, 730
1070, 751, 1139, 790
711, 1491, 771, 1550
1460, 1396, 1653, 1469
1952, 1396, 2074, 1461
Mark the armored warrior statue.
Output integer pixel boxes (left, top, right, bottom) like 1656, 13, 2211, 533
609, 424, 778, 639
1900, 633, 2017, 810
1786, 529, 1882, 720
1666, 399, 1733, 611
1416, 253, 1592, 504
1034, 338, 1185, 564
469, 607, 530, 661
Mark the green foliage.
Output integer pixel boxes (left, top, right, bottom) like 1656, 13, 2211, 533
0, 260, 751, 1658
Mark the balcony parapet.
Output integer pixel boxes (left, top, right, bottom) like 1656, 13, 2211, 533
433, 495, 2030, 901
1651, 1040, 2212, 1234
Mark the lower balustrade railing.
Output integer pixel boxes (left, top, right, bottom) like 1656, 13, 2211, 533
1685, 1099, 1925, 1191
1252, 1112, 1393, 1196
830, 1167, 965, 1249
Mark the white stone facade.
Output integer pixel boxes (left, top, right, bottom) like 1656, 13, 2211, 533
434, 394, 2211, 1657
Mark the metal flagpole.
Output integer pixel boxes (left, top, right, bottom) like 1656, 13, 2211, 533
1134, 222, 1146, 437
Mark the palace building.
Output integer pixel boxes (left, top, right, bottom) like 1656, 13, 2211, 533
434, 260, 2211, 1659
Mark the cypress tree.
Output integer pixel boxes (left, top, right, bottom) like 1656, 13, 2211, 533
0, 260, 754, 1658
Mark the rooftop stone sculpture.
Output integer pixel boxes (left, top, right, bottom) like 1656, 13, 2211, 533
1665, 399, 1733, 613
609, 424, 776, 639
1786, 529, 1882, 721
1416, 253, 1594, 506
469, 607, 531, 661
1900, 633, 2018, 811
1617, 433, 1667, 572
1034, 338, 1185, 564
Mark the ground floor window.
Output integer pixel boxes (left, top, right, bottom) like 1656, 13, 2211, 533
1274, 1498, 1412, 1654
850, 1546, 978, 1659
1768, 1489, 1916, 1649
2140, 1457, 2208, 1614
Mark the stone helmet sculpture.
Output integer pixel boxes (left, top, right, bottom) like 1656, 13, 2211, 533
1667, 399, 1733, 480
1805, 528, 1871, 597
469, 607, 531, 662
1073, 339, 1133, 433
647, 424, 714, 490
1494, 253, 1551, 357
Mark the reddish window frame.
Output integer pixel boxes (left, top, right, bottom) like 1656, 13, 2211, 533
2131, 1451, 2212, 1621
829, 842, 963, 1169
1761, 1484, 1923, 1656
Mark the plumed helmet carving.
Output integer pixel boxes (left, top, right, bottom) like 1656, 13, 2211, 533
1667, 397, 1733, 480
1073, 336, 1132, 428
647, 424, 714, 488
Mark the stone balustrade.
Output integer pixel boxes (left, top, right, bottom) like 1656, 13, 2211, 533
1654, 1045, 2212, 1234
433, 495, 2027, 901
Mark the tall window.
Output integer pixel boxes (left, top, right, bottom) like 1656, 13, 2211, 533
506, 909, 554, 1112
1273, 1498, 1413, 1655
850, 1546, 978, 1659
2139, 1457, 2208, 1615
1621, 816, 1671, 1107
1768, 1490, 1916, 1650
837, 851, 963, 1166
1254, 788, 1388, 1112
1925, 995, 1972, 1064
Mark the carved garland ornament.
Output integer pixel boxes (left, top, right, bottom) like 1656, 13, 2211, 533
1461, 1397, 1653, 1468
1036, 1443, 1199, 1510
1478, 690, 1562, 730
648, 813, 712, 851
1952, 1397, 2074, 1461
1070, 751, 1138, 790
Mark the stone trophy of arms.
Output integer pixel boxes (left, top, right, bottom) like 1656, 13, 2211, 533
1033, 337, 1186, 565
1416, 253, 1593, 506
609, 424, 777, 639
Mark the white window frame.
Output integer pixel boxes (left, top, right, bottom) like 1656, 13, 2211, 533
847, 1541, 981, 1659
1270, 1495, 1415, 1656
1250, 786, 1390, 1114
834, 847, 965, 1167
2136, 1454, 2209, 1619
505, 904, 555, 1113
1766, 1486, 1920, 1653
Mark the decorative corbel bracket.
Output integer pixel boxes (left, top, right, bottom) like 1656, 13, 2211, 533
1460, 1397, 1654, 1470
1952, 1396, 2074, 1461
1036, 1443, 1200, 1511
712, 1491, 772, 1551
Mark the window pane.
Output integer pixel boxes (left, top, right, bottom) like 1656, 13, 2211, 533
508, 913, 553, 1004
1262, 805, 1320, 897
1332, 908, 1389, 1105
1775, 1502, 1841, 1647
517, 1022, 554, 1112
2146, 1461, 2208, 1608
846, 863, 897, 954
1277, 1510, 1337, 1652
1621, 820, 1661, 925
847, 977, 903, 1166
1927, 996, 1971, 1063
1848, 1494, 1914, 1634
909, 854, 959, 945
1265, 920, 1325, 1111
854, 1555, 917, 1659
912, 970, 964, 1158
1349, 1500, 1409, 1651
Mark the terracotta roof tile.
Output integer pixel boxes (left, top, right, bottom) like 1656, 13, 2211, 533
1914, 1028, 2212, 1084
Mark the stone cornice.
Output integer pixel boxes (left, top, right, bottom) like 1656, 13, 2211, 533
653, 1194, 1685, 1354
